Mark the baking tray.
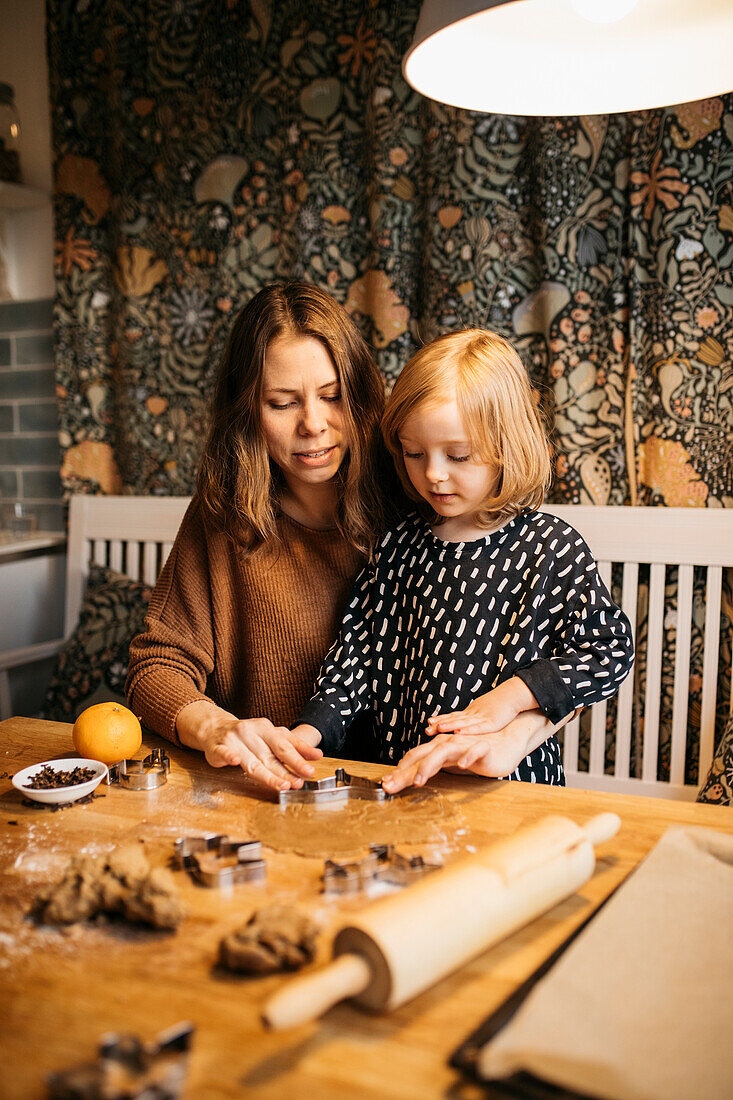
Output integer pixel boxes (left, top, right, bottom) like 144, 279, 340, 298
450, 890, 620, 1099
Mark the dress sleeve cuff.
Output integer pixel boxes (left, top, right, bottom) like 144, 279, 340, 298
515, 660, 576, 725
295, 699, 346, 756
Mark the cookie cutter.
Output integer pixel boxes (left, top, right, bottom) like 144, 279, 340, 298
46, 1020, 194, 1099
323, 843, 441, 895
107, 748, 170, 790
174, 833, 266, 886
278, 767, 391, 807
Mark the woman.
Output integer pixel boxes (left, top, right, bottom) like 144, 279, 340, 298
126, 282, 391, 791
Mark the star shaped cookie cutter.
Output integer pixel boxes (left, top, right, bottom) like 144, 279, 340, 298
278, 767, 391, 806
46, 1020, 194, 1099
323, 844, 441, 895
174, 833, 266, 887
107, 747, 170, 790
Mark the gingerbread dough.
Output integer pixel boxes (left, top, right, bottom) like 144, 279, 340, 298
219, 904, 318, 974
247, 788, 461, 858
34, 844, 185, 929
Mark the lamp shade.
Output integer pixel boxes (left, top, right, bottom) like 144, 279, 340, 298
403, 0, 733, 116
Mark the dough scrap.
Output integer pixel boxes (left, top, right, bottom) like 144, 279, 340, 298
34, 844, 185, 929
219, 904, 318, 974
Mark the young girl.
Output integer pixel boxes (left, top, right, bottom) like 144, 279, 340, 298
292, 329, 634, 790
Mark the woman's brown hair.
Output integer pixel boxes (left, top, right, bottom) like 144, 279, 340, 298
197, 282, 388, 554
382, 329, 551, 528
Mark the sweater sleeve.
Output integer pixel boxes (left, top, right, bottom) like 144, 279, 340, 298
515, 541, 634, 725
296, 561, 376, 754
125, 498, 217, 743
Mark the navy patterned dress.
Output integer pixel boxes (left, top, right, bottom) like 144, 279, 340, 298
298, 510, 634, 784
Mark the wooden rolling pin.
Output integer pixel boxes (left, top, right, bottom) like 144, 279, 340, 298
263, 812, 620, 1029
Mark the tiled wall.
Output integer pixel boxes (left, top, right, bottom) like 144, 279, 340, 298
0, 298, 63, 531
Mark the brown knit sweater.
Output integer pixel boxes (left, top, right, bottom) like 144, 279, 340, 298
125, 497, 365, 744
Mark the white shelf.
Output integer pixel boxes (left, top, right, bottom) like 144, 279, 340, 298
0, 181, 50, 210
0, 532, 65, 559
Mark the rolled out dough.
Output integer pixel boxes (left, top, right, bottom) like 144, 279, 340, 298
247, 788, 460, 857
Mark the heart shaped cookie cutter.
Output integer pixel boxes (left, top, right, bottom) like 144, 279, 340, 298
107, 747, 170, 790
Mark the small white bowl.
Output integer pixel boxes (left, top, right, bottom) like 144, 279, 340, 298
12, 758, 108, 804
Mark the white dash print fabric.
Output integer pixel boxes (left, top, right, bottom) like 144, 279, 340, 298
298, 510, 634, 783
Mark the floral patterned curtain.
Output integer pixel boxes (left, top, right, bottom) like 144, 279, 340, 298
47, 0, 731, 772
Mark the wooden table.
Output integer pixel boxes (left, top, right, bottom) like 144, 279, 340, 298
2, 717, 732, 1100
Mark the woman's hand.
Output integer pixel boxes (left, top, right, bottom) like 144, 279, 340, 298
176, 701, 323, 791
425, 676, 538, 737
383, 708, 559, 794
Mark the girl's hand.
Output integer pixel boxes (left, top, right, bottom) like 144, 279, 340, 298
425, 676, 538, 737
383, 731, 526, 793
177, 702, 322, 791
383, 708, 562, 793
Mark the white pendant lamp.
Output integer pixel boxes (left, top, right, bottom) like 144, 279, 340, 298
403, 0, 733, 116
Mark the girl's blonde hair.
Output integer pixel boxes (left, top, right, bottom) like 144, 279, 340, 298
382, 329, 551, 527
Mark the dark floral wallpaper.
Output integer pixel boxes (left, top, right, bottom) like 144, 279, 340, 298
46, 0, 731, 775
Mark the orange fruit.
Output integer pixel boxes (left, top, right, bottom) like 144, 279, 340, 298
72, 702, 142, 765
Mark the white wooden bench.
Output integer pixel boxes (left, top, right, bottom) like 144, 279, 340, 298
0, 496, 190, 721
61, 495, 191, 635
2, 496, 731, 801
542, 505, 733, 800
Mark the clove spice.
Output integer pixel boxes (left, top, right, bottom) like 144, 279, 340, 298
24, 764, 98, 789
